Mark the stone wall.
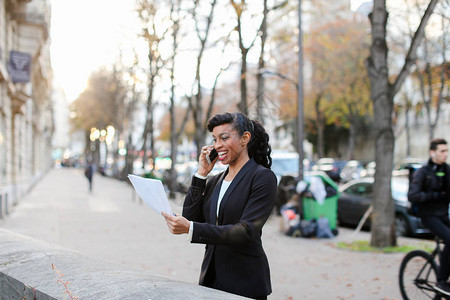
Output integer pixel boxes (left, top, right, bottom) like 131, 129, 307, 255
0, 229, 246, 299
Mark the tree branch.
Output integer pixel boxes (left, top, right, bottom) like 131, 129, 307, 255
392, 0, 439, 97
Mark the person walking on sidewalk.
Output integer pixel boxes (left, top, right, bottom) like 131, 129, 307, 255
408, 138, 450, 295
162, 112, 277, 300
84, 160, 95, 192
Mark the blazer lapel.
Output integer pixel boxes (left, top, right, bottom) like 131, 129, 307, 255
209, 170, 227, 224
217, 159, 256, 224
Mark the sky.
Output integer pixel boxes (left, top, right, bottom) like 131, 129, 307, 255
50, 0, 367, 103
50, 0, 142, 102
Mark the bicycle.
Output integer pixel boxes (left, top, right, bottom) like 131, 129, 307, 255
399, 237, 450, 299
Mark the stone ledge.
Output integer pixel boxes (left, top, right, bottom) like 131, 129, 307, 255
0, 229, 247, 299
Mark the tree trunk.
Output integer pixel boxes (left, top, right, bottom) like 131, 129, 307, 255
238, 48, 248, 115
191, 0, 217, 157
141, 65, 156, 171
315, 95, 324, 158
417, 26, 446, 142
125, 130, 134, 179
256, 0, 268, 123
231, 0, 248, 115
348, 123, 356, 160
84, 131, 91, 161
168, 0, 181, 198
405, 100, 411, 157
367, 0, 438, 247
366, 1, 396, 247
149, 103, 155, 169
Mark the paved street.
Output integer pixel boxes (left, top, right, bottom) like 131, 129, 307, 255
0, 168, 433, 299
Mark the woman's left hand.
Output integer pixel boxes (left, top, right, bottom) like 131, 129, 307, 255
162, 211, 190, 234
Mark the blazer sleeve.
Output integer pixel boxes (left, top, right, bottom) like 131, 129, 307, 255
191, 167, 277, 246
182, 175, 208, 223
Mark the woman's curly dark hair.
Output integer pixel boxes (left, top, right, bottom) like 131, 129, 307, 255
207, 112, 272, 168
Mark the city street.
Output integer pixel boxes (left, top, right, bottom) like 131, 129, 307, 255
0, 167, 432, 299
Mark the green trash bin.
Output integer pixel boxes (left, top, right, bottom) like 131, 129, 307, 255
301, 171, 340, 230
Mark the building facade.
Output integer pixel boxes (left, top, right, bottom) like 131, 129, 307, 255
0, 0, 53, 216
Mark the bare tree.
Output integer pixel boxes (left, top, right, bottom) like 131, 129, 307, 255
167, 0, 191, 197
200, 47, 234, 145
230, 0, 265, 115
366, 0, 439, 247
255, 0, 268, 123
255, 0, 287, 124
394, 90, 413, 157
189, 0, 218, 156
136, 0, 168, 171
415, 2, 449, 140
122, 54, 141, 180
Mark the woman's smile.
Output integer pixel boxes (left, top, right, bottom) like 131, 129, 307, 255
218, 150, 228, 161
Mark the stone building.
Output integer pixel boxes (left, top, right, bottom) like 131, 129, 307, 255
0, 0, 53, 216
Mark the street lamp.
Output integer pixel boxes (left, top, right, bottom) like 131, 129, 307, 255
297, 0, 304, 181
257, 1, 304, 180
260, 68, 304, 181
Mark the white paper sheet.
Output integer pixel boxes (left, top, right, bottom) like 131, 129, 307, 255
128, 174, 173, 215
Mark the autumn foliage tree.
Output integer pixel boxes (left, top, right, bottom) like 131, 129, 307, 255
70, 68, 126, 161
303, 19, 372, 158
325, 20, 372, 159
413, 0, 449, 141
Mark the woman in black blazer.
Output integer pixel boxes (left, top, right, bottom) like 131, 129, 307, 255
163, 112, 277, 299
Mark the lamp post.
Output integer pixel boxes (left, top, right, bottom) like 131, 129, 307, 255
259, 68, 304, 181
258, 1, 304, 181
297, 0, 304, 181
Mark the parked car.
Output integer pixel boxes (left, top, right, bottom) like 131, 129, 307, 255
340, 160, 364, 183
360, 161, 376, 178
271, 152, 299, 183
312, 158, 347, 182
271, 152, 310, 214
175, 161, 199, 193
392, 158, 425, 177
359, 158, 425, 179
337, 176, 430, 237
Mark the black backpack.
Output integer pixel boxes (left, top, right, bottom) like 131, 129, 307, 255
407, 166, 431, 217
407, 166, 419, 216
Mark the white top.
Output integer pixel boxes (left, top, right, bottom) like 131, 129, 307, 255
217, 179, 232, 217
188, 176, 232, 241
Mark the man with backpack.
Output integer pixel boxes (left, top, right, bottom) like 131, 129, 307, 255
408, 138, 450, 295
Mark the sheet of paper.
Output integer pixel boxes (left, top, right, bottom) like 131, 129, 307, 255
128, 174, 173, 215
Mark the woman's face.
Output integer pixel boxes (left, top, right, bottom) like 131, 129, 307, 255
211, 123, 249, 166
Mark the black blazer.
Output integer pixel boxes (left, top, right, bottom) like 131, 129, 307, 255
183, 158, 277, 298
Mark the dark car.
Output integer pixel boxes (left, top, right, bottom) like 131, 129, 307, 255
360, 161, 376, 177
392, 158, 425, 177
271, 152, 310, 214
340, 160, 364, 183
312, 158, 347, 182
337, 177, 430, 237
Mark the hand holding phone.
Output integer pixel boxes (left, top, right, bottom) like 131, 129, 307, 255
206, 148, 218, 164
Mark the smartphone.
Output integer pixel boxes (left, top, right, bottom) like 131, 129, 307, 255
206, 148, 218, 164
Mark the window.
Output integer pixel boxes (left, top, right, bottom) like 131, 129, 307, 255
345, 182, 373, 198
0, 112, 5, 183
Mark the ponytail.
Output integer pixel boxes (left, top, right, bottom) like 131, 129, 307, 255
248, 120, 272, 168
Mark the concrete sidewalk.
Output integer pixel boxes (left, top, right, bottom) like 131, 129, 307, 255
0, 168, 432, 299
